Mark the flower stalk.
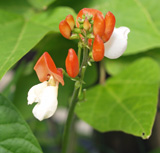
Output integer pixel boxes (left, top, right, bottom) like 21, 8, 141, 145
61, 36, 89, 153
61, 85, 80, 153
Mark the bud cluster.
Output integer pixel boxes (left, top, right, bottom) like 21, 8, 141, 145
59, 8, 116, 73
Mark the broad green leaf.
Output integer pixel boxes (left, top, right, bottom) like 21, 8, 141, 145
76, 58, 160, 139
0, 94, 42, 153
105, 48, 160, 76
0, 7, 76, 80
31, 7, 77, 32
55, 0, 160, 55
0, 0, 34, 17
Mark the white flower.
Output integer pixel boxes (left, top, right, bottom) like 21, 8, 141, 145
104, 26, 130, 59
27, 81, 58, 121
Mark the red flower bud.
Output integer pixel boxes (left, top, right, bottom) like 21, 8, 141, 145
65, 49, 79, 78
93, 13, 105, 37
65, 14, 75, 30
59, 20, 71, 39
92, 35, 104, 61
102, 11, 116, 42
34, 52, 64, 85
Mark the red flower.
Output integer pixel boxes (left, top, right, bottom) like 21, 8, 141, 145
34, 52, 64, 85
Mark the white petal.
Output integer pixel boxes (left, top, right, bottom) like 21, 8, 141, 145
27, 81, 48, 105
104, 26, 130, 59
32, 85, 58, 121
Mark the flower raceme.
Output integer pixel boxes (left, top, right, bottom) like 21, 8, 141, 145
59, 8, 130, 61
27, 52, 64, 121
65, 48, 79, 78
77, 8, 130, 59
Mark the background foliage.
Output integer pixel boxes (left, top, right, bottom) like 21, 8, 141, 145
0, 0, 160, 153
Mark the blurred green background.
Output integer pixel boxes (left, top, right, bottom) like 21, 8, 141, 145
0, 0, 160, 153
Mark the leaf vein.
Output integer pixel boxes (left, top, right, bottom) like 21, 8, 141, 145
133, 0, 160, 35
107, 86, 145, 133
0, 21, 27, 72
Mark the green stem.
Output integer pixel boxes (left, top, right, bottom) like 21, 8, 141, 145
78, 44, 81, 67
61, 45, 89, 153
79, 38, 88, 77
61, 30, 90, 153
99, 60, 106, 85
61, 86, 79, 153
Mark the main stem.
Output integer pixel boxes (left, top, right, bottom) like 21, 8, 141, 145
61, 38, 88, 153
61, 86, 79, 153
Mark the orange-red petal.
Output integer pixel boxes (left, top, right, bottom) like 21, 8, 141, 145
65, 14, 75, 30
34, 52, 64, 85
59, 20, 71, 39
102, 11, 116, 42
93, 13, 105, 37
92, 35, 104, 61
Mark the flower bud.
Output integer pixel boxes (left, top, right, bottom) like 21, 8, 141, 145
102, 11, 116, 42
70, 33, 79, 39
93, 13, 105, 37
78, 18, 84, 24
59, 20, 71, 39
83, 18, 90, 31
87, 33, 94, 39
72, 28, 81, 34
65, 14, 75, 30
92, 35, 104, 61
65, 49, 79, 78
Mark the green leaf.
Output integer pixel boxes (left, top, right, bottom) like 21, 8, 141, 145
148, 148, 160, 153
28, 0, 56, 10
0, 7, 76, 80
0, 94, 42, 153
55, 0, 160, 55
0, 0, 57, 16
106, 48, 160, 76
0, 0, 34, 17
31, 7, 77, 32
75, 58, 160, 139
